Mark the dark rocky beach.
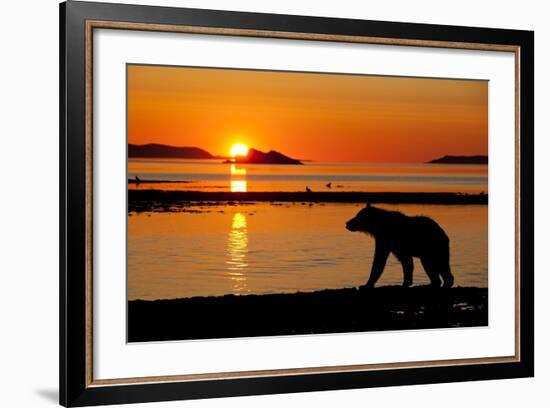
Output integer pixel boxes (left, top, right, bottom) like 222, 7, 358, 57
128, 286, 488, 342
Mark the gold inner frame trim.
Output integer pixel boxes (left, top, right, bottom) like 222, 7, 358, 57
84, 19, 521, 388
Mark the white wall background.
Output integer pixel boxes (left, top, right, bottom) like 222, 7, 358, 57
0, 0, 546, 407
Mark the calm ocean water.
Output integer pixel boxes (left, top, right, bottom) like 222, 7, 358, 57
128, 158, 487, 193
128, 203, 487, 300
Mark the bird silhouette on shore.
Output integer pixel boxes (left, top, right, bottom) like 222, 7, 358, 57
135, 176, 141, 184
305, 186, 312, 193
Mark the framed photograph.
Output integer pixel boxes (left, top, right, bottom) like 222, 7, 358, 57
60, 1, 534, 406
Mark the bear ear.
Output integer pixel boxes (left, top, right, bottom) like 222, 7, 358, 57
366, 202, 371, 208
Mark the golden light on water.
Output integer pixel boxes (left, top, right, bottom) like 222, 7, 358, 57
230, 164, 246, 176
230, 180, 247, 192
230, 143, 249, 158
226, 212, 249, 293
230, 164, 247, 192
231, 212, 247, 230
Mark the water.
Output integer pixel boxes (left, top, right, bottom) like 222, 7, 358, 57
128, 203, 487, 300
128, 159, 487, 193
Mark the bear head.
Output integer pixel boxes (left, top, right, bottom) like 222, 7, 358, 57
345, 203, 383, 233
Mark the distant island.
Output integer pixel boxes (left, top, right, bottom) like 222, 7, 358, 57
224, 148, 303, 165
128, 143, 214, 159
127, 144, 303, 165
427, 155, 488, 164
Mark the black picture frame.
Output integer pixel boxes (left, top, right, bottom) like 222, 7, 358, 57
60, 1, 534, 406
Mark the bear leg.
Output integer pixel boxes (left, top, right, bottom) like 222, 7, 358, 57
365, 245, 390, 288
436, 245, 454, 288
397, 255, 414, 287
440, 264, 454, 288
420, 257, 441, 287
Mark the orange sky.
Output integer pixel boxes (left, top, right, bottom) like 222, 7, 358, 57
127, 65, 487, 163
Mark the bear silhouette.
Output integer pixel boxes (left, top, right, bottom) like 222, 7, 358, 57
345, 203, 454, 288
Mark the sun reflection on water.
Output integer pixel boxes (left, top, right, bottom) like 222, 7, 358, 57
230, 164, 246, 176
230, 164, 247, 192
226, 212, 249, 292
230, 180, 247, 192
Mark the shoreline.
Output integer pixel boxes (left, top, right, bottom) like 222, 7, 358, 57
128, 285, 488, 342
128, 190, 487, 212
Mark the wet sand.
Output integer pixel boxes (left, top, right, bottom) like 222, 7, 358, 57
128, 286, 488, 342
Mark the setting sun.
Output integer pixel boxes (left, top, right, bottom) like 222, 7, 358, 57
230, 143, 249, 158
